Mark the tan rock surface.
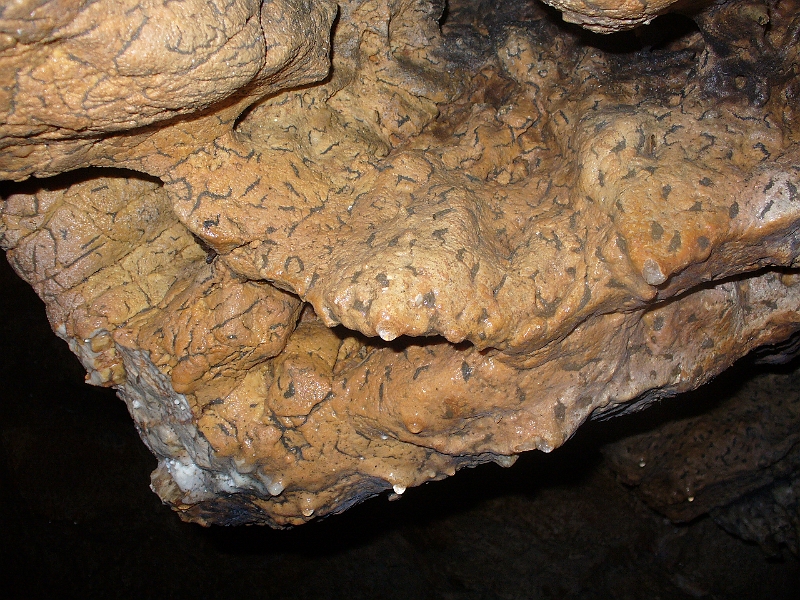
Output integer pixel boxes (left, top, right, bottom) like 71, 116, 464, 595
603, 361, 800, 554
540, 0, 697, 32
1, 0, 799, 525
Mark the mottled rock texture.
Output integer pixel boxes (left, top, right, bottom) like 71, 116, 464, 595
540, 0, 691, 32
603, 362, 800, 556
1, 0, 799, 526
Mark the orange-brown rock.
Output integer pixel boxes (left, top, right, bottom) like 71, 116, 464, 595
1, 0, 799, 526
603, 362, 800, 555
540, 0, 697, 32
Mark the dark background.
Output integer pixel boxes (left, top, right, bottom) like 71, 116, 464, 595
1, 255, 798, 599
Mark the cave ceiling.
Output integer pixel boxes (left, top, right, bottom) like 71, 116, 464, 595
0, 0, 798, 525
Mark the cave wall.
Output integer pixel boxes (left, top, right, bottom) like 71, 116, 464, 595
1, 0, 799, 525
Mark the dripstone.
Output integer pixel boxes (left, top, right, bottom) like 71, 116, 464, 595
1, 0, 798, 525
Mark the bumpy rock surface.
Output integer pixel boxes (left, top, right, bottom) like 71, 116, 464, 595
540, 0, 690, 32
604, 361, 800, 555
1, 0, 799, 526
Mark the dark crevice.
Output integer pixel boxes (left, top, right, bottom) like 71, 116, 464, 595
0, 166, 162, 200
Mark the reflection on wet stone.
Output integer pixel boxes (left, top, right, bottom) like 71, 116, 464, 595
1, 0, 799, 525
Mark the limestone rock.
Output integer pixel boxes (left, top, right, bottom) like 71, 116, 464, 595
1, 0, 799, 526
711, 472, 800, 557
539, 0, 697, 33
603, 364, 800, 556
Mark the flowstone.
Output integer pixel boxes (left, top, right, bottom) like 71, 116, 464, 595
603, 362, 800, 556
1, 0, 799, 526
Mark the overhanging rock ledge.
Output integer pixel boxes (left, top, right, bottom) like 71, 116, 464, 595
1, 0, 798, 526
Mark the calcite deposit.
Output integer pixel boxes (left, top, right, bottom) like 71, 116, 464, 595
1, 0, 799, 526
603, 363, 800, 555
540, 0, 691, 32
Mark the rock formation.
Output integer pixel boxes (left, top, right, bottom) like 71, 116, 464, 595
540, 0, 692, 32
1, 0, 798, 526
603, 362, 800, 556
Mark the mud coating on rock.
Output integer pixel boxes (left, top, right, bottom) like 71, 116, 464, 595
1, 0, 799, 526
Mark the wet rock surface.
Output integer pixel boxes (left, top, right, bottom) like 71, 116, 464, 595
604, 350, 800, 555
1, 0, 800, 525
2, 256, 798, 598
